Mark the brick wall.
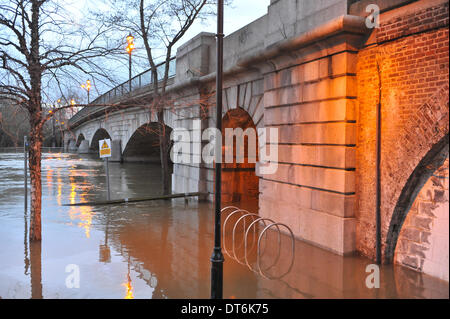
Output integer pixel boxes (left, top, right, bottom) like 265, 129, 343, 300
356, 0, 449, 261
377, 1, 449, 43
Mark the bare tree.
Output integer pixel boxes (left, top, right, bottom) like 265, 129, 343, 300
0, 0, 123, 241
98, 0, 217, 195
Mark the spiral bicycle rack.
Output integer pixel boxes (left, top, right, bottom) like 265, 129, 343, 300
221, 206, 296, 280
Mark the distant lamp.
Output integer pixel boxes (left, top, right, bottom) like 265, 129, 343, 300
126, 33, 135, 53
81, 79, 91, 104
126, 33, 135, 92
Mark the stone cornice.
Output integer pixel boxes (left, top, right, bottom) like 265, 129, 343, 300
167, 15, 369, 94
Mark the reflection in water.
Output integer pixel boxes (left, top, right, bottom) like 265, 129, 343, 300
122, 258, 134, 299
99, 212, 111, 264
0, 152, 448, 299
29, 241, 42, 299
24, 209, 30, 276
68, 170, 95, 238
57, 168, 62, 206
46, 166, 53, 200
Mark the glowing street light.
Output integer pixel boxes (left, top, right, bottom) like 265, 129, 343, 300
81, 79, 91, 104
126, 33, 135, 92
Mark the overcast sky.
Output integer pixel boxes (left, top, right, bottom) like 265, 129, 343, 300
176, 0, 271, 49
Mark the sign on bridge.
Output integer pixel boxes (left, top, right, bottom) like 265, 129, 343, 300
99, 139, 112, 158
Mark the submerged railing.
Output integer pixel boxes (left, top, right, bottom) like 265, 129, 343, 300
0, 147, 64, 153
68, 57, 176, 128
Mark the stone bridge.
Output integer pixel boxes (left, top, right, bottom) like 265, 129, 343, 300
64, 0, 449, 281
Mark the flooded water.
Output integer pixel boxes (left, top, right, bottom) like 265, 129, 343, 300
0, 152, 448, 299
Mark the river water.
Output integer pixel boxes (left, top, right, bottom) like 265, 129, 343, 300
0, 152, 448, 299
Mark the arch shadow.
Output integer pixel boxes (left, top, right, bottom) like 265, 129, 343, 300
90, 128, 112, 155
76, 133, 85, 147
221, 107, 259, 205
123, 122, 173, 164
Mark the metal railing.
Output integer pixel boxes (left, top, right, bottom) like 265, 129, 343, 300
0, 147, 64, 153
68, 57, 176, 128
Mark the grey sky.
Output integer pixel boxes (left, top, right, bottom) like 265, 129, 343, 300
68, 0, 271, 94
177, 0, 271, 49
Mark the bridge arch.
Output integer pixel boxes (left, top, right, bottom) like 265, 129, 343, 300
123, 122, 173, 164
90, 128, 111, 154
221, 107, 259, 205
386, 135, 449, 275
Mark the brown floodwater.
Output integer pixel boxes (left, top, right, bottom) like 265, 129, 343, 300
0, 152, 448, 299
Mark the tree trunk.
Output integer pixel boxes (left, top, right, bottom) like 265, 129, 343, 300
28, 0, 43, 242
30, 240, 43, 299
29, 119, 43, 242
158, 109, 170, 195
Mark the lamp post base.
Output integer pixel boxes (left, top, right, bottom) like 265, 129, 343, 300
210, 248, 224, 299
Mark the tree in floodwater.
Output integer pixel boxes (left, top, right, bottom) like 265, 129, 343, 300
0, 0, 123, 241
97, 0, 218, 195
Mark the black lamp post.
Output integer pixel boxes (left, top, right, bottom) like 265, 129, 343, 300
210, 0, 224, 300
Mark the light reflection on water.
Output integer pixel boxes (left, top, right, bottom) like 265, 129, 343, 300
0, 152, 448, 299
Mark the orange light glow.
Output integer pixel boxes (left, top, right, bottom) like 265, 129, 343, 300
46, 166, 53, 197
81, 80, 91, 91
122, 274, 134, 299
68, 173, 94, 239
126, 33, 135, 55
57, 168, 62, 206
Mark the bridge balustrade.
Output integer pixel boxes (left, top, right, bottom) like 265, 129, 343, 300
68, 57, 176, 128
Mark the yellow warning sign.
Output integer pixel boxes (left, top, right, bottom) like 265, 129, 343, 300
99, 139, 111, 158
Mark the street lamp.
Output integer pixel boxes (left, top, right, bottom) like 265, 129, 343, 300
126, 33, 135, 92
49, 103, 56, 147
81, 80, 91, 104
210, 0, 224, 300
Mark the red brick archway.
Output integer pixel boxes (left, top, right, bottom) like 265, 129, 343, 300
385, 134, 449, 263
221, 107, 259, 205
355, 3, 449, 260
356, 82, 449, 262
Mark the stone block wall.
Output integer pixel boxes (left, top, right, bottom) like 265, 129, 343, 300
170, 88, 209, 196
258, 34, 362, 255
